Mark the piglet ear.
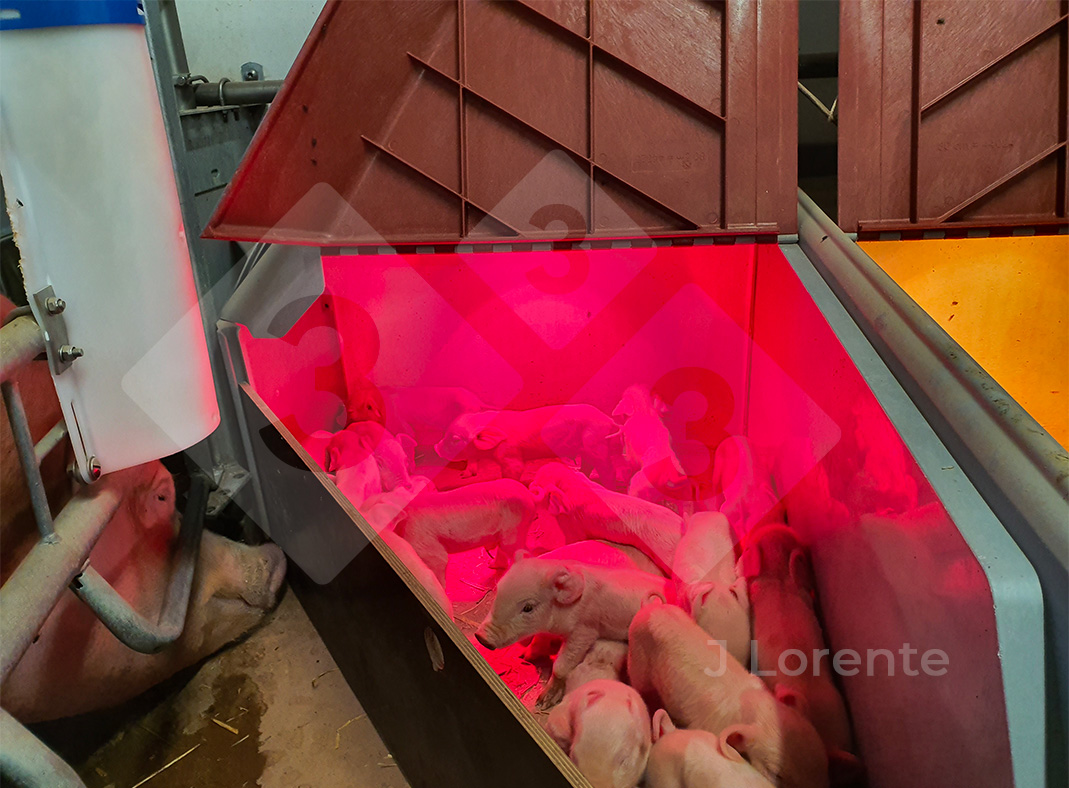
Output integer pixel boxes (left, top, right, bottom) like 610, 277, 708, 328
514, 549, 532, 562
552, 567, 584, 605
547, 487, 570, 515
543, 704, 574, 750
651, 709, 676, 742
326, 446, 341, 473
473, 426, 507, 451
789, 549, 817, 596
719, 723, 759, 763
774, 684, 811, 717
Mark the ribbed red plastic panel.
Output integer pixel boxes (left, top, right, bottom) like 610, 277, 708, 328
204, 0, 798, 246
838, 0, 1069, 234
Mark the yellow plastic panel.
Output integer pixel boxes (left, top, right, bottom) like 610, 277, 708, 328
861, 236, 1068, 449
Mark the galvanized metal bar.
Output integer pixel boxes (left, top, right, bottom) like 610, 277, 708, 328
0, 484, 123, 684
0, 315, 45, 385
192, 79, 282, 107
69, 475, 208, 653
33, 420, 67, 466
1, 381, 55, 540
0, 709, 84, 788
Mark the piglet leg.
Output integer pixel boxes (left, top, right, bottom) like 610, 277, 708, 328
537, 626, 598, 710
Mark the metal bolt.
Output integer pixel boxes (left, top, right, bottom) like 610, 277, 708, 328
45, 297, 66, 315
87, 456, 102, 481
58, 345, 84, 362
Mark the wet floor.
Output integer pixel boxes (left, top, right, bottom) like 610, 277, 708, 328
32, 591, 411, 788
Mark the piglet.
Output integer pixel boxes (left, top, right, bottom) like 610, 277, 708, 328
530, 462, 683, 576
612, 385, 688, 503
739, 525, 855, 759
435, 404, 617, 483
712, 436, 785, 540
339, 420, 415, 491
565, 639, 629, 694
476, 557, 672, 709
326, 427, 383, 508
393, 478, 535, 586
673, 511, 751, 667
382, 385, 487, 448
672, 511, 736, 585
645, 708, 775, 788
378, 529, 452, 619
628, 603, 828, 788
544, 679, 651, 788
360, 476, 434, 533
538, 539, 665, 577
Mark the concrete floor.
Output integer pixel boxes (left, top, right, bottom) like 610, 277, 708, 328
37, 591, 411, 788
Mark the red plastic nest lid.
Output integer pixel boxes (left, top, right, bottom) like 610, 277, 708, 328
204, 0, 798, 247
838, 1, 1069, 235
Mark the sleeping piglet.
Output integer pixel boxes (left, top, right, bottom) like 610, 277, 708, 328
325, 427, 383, 508
435, 404, 617, 483
537, 539, 665, 577
565, 639, 629, 694
475, 557, 672, 709
673, 512, 751, 667
739, 525, 855, 759
335, 420, 415, 492
529, 462, 683, 576
645, 708, 775, 788
628, 603, 828, 788
544, 679, 651, 788
393, 478, 535, 586
377, 528, 452, 620
612, 385, 687, 503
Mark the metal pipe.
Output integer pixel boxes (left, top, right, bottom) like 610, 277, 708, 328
33, 421, 67, 465
154, 0, 196, 111
0, 315, 45, 385
1, 382, 55, 540
193, 79, 283, 107
69, 475, 208, 653
797, 189, 1068, 556
0, 709, 84, 788
0, 484, 123, 684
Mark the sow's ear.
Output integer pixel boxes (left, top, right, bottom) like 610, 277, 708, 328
551, 567, 584, 605
651, 709, 676, 742
473, 426, 507, 451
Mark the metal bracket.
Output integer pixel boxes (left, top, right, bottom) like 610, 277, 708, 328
32, 286, 81, 376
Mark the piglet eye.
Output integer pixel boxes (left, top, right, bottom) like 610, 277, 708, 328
522, 603, 535, 613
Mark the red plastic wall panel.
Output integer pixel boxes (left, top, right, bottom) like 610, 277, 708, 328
838, 0, 1069, 234
205, 0, 798, 246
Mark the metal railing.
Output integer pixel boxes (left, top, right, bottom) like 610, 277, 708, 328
0, 311, 207, 787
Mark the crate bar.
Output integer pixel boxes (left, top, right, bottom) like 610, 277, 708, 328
0, 710, 83, 788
